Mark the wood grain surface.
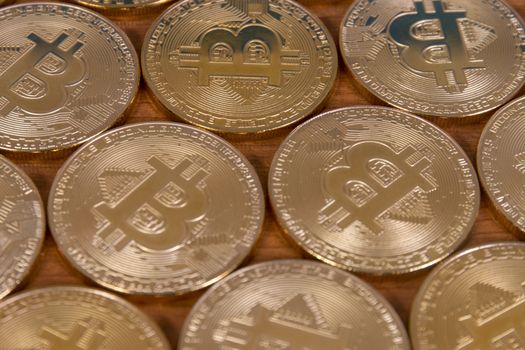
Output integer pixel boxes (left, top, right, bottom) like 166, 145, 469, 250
8, 0, 525, 347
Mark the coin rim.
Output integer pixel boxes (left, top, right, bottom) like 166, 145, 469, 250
72, 0, 172, 11
178, 258, 411, 349
0, 155, 45, 300
0, 2, 141, 153
0, 284, 171, 348
409, 241, 525, 349
268, 105, 480, 275
47, 121, 265, 296
140, 0, 338, 134
476, 96, 525, 235
339, 0, 525, 118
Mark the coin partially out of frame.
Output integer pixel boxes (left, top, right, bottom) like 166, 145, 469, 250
0, 155, 44, 299
142, 0, 337, 133
0, 3, 139, 152
269, 106, 480, 274
0, 286, 171, 349
180, 259, 410, 349
340, 0, 525, 118
72, 0, 172, 11
48, 122, 264, 295
411, 242, 525, 349
478, 96, 525, 236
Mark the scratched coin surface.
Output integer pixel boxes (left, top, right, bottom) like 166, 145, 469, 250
340, 0, 525, 117
269, 107, 479, 274
0, 286, 170, 349
478, 96, 525, 236
179, 259, 410, 349
48, 122, 264, 295
0, 3, 139, 152
0, 155, 44, 299
411, 242, 525, 349
142, 0, 337, 133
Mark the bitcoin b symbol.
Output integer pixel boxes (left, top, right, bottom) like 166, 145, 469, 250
40, 317, 106, 349
93, 156, 209, 251
388, 0, 485, 92
320, 142, 434, 233
0, 31, 85, 114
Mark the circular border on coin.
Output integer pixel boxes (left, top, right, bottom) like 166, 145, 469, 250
48, 122, 265, 296
0, 2, 140, 153
72, 0, 172, 11
477, 96, 525, 236
269, 106, 480, 274
0, 155, 45, 300
410, 241, 525, 350
141, 0, 338, 134
179, 259, 411, 349
0, 285, 171, 349
339, 0, 525, 118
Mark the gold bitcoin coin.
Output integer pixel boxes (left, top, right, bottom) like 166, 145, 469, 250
142, 0, 337, 134
340, 0, 525, 118
72, 0, 172, 11
269, 106, 480, 274
478, 96, 525, 236
0, 3, 139, 153
0, 155, 44, 299
48, 122, 264, 295
0, 286, 170, 349
179, 259, 410, 349
411, 242, 525, 349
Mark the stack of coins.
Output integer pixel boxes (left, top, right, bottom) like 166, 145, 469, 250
0, 0, 524, 349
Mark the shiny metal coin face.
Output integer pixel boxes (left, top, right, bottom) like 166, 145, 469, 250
0, 3, 139, 152
48, 122, 264, 296
269, 106, 480, 274
142, 0, 337, 133
180, 259, 410, 349
0, 286, 171, 349
411, 242, 525, 350
340, 0, 525, 117
0, 155, 44, 299
478, 96, 525, 236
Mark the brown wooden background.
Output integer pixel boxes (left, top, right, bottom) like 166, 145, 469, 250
9, 0, 525, 347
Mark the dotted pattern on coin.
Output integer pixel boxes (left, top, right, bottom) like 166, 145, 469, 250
179, 259, 410, 349
411, 242, 525, 349
478, 96, 525, 236
269, 107, 479, 274
0, 3, 139, 152
340, 0, 525, 118
142, 0, 337, 133
48, 122, 264, 295
0, 156, 44, 299
0, 286, 170, 349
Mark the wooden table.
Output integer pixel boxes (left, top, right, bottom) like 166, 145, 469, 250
11, 0, 525, 347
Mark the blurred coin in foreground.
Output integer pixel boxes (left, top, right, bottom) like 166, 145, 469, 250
180, 259, 410, 349
0, 286, 170, 349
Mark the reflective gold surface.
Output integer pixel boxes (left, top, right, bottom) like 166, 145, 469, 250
179, 259, 410, 349
0, 286, 170, 349
0, 155, 44, 299
0, 3, 139, 152
269, 106, 479, 274
411, 242, 525, 349
72, 0, 172, 11
478, 96, 525, 236
48, 122, 264, 295
142, 0, 337, 134
340, 0, 525, 118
